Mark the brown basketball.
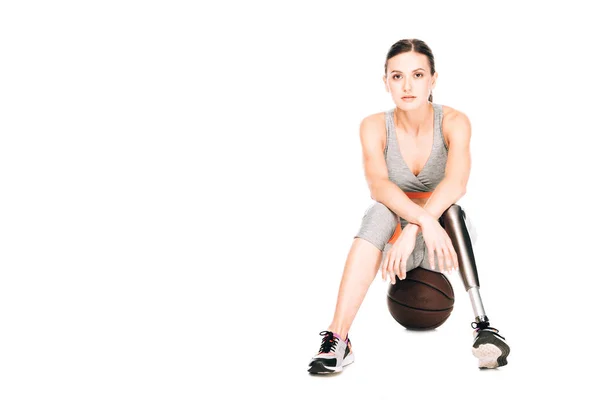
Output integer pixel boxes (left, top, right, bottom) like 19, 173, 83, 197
386, 267, 454, 330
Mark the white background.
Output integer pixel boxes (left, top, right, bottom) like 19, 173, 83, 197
1, 1, 599, 399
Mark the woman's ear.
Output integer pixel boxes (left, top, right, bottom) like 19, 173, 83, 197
382, 75, 389, 92
431, 71, 438, 90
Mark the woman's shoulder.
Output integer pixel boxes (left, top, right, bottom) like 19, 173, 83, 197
439, 103, 469, 124
362, 109, 388, 123
360, 111, 388, 136
359, 111, 388, 153
438, 104, 471, 148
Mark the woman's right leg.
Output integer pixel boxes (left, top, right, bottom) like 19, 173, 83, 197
326, 237, 384, 340
327, 202, 399, 340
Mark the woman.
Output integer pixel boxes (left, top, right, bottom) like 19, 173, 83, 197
307, 38, 510, 374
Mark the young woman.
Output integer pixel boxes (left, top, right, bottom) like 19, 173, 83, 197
308, 38, 510, 374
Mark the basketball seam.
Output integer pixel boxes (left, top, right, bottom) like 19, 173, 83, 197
386, 295, 454, 312
391, 278, 454, 301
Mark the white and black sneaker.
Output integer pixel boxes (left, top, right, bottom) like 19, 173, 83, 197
308, 330, 354, 374
471, 321, 510, 369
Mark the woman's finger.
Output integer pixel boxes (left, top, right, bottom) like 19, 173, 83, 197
428, 247, 436, 271
389, 253, 397, 284
452, 247, 459, 270
400, 257, 408, 279
442, 246, 452, 273
434, 245, 443, 272
392, 252, 401, 284
437, 247, 445, 273
384, 253, 392, 282
382, 253, 388, 281
438, 245, 448, 273
446, 238, 458, 270
447, 246, 457, 272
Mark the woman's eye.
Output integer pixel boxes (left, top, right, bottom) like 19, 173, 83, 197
392, 73, 423, 79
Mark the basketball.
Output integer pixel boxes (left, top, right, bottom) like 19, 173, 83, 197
386, 267, 454, 330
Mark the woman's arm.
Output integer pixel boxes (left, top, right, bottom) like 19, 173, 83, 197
371, 179, 431, 226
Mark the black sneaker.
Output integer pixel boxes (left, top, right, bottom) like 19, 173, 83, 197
471, 320, 510, 369
308, 330, 354, 374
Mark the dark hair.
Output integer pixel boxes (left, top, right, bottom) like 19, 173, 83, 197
384, 39, 436, 103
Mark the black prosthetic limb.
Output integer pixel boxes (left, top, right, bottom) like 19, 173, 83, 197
439, 204, 490, 330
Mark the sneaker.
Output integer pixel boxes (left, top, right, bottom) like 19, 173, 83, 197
307, 330, 354, 374
471, 320, 510, 369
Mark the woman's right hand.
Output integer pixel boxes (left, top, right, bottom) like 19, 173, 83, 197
418, 214, 459, 273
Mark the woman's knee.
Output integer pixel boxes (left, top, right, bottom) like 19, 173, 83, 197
353, 236, 386, 252
354, 202, 399, 251
364, 202, 397, 223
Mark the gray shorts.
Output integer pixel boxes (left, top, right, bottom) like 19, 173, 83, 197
353, 202, 477, 273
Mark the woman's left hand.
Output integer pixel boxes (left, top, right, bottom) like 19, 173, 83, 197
381, 224, 419, 284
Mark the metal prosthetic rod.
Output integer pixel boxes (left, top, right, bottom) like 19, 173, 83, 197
439, 204, 489, 326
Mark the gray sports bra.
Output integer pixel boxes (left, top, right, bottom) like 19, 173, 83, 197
384, 103, 448, 192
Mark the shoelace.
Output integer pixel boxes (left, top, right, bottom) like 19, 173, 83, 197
318, 330, 339, 354
471, 320, 490, 330
471, 321, 506, 340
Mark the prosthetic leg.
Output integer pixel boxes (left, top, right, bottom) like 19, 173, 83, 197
438, 204, 489, 328
439, 204, 511, 369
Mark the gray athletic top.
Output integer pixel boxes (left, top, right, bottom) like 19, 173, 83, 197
383, 103, 448, 192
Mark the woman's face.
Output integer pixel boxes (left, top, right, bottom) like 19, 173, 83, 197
383, 51, 437, 110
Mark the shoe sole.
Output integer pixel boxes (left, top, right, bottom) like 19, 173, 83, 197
308, 353, 355, 374
472, 333, 510, 369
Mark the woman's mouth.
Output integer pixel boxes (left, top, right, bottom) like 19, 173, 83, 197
402, 96, 416, 101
